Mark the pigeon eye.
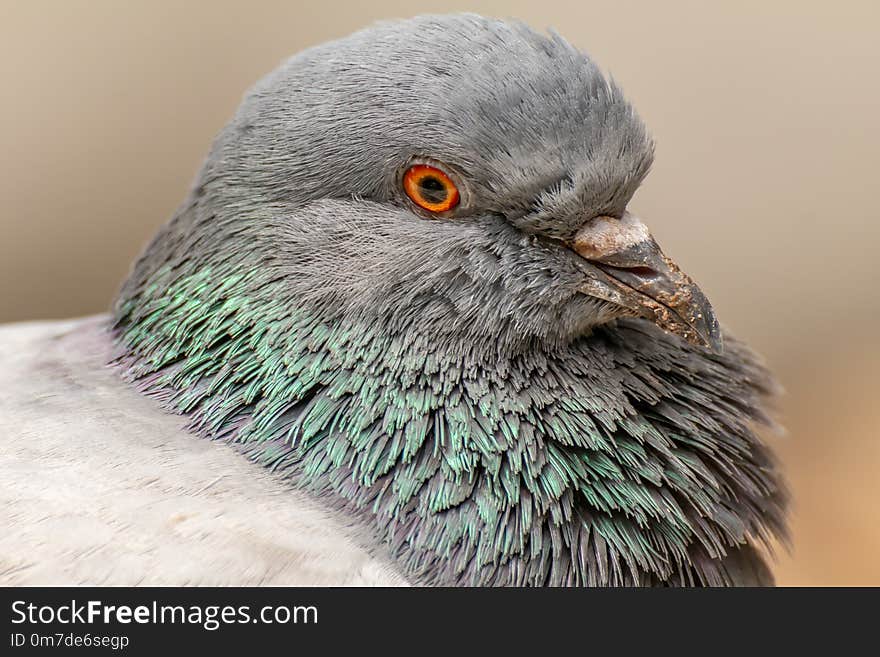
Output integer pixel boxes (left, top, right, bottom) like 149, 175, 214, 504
402, 164, 460, 214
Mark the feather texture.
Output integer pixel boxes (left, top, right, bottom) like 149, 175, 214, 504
114, 253, 787, 585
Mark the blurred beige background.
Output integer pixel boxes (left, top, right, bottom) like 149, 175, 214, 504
1, 1, 878, 584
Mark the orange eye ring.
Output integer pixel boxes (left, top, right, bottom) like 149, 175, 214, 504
402, 164, 460, 214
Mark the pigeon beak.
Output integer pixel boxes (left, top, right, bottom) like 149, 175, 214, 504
571, 212, 723, 351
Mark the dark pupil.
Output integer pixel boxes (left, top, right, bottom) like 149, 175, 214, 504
418, 175, 448, 204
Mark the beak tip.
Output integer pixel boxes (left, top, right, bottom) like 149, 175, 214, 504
705, 328, 724, 353
691, 312, 723, 353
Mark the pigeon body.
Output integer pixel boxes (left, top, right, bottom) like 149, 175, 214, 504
0, 317, 405, 585
2, 14, 786, 585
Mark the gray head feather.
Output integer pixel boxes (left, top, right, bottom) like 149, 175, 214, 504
125, 14, 656, 355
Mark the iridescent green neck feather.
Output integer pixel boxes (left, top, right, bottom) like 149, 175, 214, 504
114, 237, 785, 585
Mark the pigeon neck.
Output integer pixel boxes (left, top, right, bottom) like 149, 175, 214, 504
113, 257, 785, 585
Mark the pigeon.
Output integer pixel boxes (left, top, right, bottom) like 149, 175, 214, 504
0, 14, 786, 586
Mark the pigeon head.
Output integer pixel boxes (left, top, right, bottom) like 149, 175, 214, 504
114, 14, 785, 586
122, 14, 717, 358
